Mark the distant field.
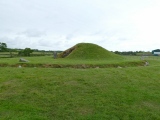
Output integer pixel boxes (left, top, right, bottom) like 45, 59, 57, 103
0, 51, 53, 58
0, 56, 160, 119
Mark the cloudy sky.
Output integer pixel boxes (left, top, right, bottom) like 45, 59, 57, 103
0, 0, 160, 51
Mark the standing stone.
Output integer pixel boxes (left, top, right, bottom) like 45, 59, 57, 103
53, 51, 57, 59
141, 56, 144, 60
145, 61, 149, 66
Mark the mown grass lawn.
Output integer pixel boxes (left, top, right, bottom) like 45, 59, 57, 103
0, 56, 146, 68
0, 64, 160, 119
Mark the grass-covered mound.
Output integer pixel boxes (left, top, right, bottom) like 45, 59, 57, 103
58, 43, 123, 60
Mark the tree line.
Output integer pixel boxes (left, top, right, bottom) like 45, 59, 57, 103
113, 51, 152, 56
0, 42, 63, 58
0, 42, 55, 57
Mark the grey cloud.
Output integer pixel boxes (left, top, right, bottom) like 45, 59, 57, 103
0, 36, 41, 49
38, 39, 53, 47
0, 37, 12, 44
66, 34, 73, 40
0, 37, 25, 48
19, 29, 46, 37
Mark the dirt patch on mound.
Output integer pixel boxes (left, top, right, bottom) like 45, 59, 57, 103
58, 46, 76, 58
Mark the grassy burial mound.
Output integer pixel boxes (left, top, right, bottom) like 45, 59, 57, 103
58, 43, 123, 60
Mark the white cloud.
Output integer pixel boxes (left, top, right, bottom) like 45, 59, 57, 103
19, 29, 46, 37
0, 0, 160, 51
130, 1, 160, 51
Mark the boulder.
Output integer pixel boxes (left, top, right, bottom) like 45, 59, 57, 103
19, 58, 29, 62
117, 66, 122, 68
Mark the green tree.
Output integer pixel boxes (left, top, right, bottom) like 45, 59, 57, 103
18, 48, 33, 56
23, 48, 33, 56
0, 42, 7, 52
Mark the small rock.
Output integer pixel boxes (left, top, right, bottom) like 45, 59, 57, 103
18, 65, 22, 68
19, 58, 29, 62
117, 66, 122, 68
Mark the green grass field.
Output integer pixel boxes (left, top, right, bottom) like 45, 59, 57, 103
0, 55, 146, 68
0, 55, 160, 119
0, 43, 160, 119
0, 65, 160, 119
